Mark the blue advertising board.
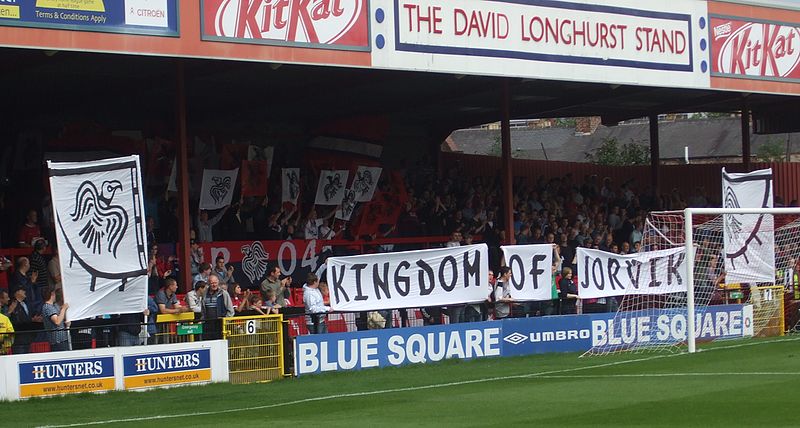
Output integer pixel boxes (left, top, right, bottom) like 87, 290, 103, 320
0, 0, 179, 36
122, 348, 212, 389
294, 322, 502, 375
295, 305, 753, 375
18, 356, 115, 398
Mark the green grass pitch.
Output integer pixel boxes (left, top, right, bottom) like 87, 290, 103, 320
5, 336, 799, 427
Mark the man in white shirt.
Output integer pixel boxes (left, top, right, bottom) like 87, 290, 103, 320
303, 273, 331, 334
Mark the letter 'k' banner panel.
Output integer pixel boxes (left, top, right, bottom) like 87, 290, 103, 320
327, 244, 489, 312
48, 156, 148, 321
576, 247, 686, 299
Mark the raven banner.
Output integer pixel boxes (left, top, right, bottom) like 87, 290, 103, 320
48, 156, 148, 321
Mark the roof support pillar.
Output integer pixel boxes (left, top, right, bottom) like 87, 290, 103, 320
649, 114, 660, 197
741, 105, 751, 171
175, 60, 192, 293
501, 80, 514, 245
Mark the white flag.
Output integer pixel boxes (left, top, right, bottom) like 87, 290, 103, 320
315, 170, 349, 205
335, 188, 357, 221
48, 156, 148, 321
722, 168, 775, 283
282, 168, 300, 204
352, 166, 382, 202
199, 168, 238, 210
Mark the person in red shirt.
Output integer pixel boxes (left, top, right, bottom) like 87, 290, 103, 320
17, 209, 42, 248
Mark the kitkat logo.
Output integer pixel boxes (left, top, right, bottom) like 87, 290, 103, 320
209, 0, 366, 46
717, 22, 800, 78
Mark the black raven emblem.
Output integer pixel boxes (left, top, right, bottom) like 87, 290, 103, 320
241, 241, 270, 284
353, 169, 374, 198
323, 173, 342, 202
210, 176, 231, 204
70, 180, 128, 257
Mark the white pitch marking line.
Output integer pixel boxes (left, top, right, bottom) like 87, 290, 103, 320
37, 336, 800, 428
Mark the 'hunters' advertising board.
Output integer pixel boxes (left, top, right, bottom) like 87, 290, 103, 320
18, 357, 115, 398
201, 0, 370, 51
710, 15, 800, 83
371, 0, 710, 88
0, 0, 179, 36
123, 349, 212, 389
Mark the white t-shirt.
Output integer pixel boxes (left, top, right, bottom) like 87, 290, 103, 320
304, 219, 323, 239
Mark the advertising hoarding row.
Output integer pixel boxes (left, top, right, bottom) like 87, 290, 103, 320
294, 304, 754, 375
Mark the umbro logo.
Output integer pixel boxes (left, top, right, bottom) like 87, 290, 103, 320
503, 332, 527, 345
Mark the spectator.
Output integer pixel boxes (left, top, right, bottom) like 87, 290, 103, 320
11, 257, 41, 317
194, 262, 212, 285
190, 239, 203, 275
41, 287, 70, 351
262, 288, 281, 314
18, 209, 42, 248
230, 283, 246, 312
303, 273, 330, 334
202, 273, 234, 339
465, 270, 493, 322
30, 239, 49, 295
260, 264, 290, 307
155, 278, 188, 315
145, 296, 158, 345
185, 281, 206, 315
303, 208, 335, 240
117, 307, 148, 347
0, 308, 12, 355
493, 266, 513, 319
7, 286, 34, 354
47, 249, 61, 290
558, 267, 579, 315
446, 231, 462, 248
196, 207, 229, 243
213, 256, 235, 285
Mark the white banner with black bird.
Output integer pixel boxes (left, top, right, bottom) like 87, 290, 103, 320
48, 156, 148, 321
721, 167, 775, 283
282, 168, 300, 204
315, 170, 349, 205
352, 166, 382, 202
199, 168, 239, 210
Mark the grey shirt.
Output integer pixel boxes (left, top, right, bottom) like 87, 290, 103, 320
42, 303, 69, 345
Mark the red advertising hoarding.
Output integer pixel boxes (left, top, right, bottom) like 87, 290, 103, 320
201, 0, 370, 50
710, 16, 800, 82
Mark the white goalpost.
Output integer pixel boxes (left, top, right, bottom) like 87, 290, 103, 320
584, 206, 800, 357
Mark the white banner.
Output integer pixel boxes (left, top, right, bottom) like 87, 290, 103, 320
335, 188, 358, 221
315, 170, 349, 205
282, 168, 300, 204
48, 156, 148, 321
328, 244, 489, 311
721, 168, 775, 283
576, 247, 686, 299
199, 168, 238, 210
352, 166, 382, 202
500, 244, 553, 301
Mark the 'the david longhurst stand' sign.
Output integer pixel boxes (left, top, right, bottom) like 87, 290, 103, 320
328, 244, 489, 311
576, 247, 686, 299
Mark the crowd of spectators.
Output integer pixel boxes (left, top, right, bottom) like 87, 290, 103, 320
0, 160, 767, 353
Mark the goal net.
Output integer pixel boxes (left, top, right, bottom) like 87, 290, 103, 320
583, 207, 800, 356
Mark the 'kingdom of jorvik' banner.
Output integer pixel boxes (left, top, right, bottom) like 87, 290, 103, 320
48, 156, 148, 320
328, 244, 489, 312
500, 244, 554, 301
576, 247, 687, 299
199, 168, 239, 210
721, 168, 775, 283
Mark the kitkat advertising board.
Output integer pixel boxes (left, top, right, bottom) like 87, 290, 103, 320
201, 0, 370, 51
710, 15, 800, 82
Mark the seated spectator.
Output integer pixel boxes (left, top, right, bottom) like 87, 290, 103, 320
156, 278, 188, 315
185, 281, 206, 314
230, 283, 246, 312
193, 262, 212, 285
262, 288, 282, 314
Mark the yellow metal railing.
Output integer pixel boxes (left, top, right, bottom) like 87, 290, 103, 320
155, 312, 198, 344
222, 314, 285, 384
750, 285, 785, 337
